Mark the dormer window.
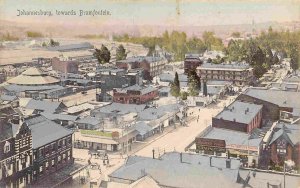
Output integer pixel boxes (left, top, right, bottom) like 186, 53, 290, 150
4, 141, 10, 153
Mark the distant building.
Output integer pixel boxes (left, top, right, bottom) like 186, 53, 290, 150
212, 101, 263, 133
51, 57, 79, 74
197, 62, 253, 86
116, 56, 167, 80
184, 54, 203, 73
47, 42, 93, 52
0, 117, 33, 188
113, 85, 158, 104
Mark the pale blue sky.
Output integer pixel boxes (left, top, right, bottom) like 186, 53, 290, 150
0, 0, 299, 26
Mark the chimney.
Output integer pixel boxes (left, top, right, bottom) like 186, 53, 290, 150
226, 158, 231, 169
209, 156, 212, 167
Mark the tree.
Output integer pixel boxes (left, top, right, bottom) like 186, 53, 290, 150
231, 32, 241, 38
116, 44, 127, 61
170, 72, 180, 97
188, 69, 201, 95
50, 39, 59, 47
94, 44, 111, 64
181, 91, 188, 100
203, 81, 208, 96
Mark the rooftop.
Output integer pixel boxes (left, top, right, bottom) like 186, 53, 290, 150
109, 152, 240, 188
25, 115, 73, 149
117, 56, 164, 64
242, 88, 300, 110
91, 103, 146, 116
197, 62, 251, 70
201, 127, 263, 148
6, 67, 60, 86
47, 42, 93, 52
24, 99, 65, 113
114, 85, 157, 95
269, 122, 300, 146
215, 101, 263, 124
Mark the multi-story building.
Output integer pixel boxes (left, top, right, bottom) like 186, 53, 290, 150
196, 62, 253, 86
24, 115, 74, 184
113, 85, 158, 104
0, 116, 33, 188
52, 57, 79, 74
116, 56, 167, 80
237, 88, 300, 121
184, 54, 203, 73
212, 101, 263, 133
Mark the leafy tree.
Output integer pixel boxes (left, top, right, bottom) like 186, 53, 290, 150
50, 39, 59, 47
202, 31, 224, 51
94, 44, 111, 64
181, 91, 188, 100
231, 32, 241, 38
170, 72, 180, 97
188, 77, 199, 96
116, 44, 127, 61
188, 69, 201, 91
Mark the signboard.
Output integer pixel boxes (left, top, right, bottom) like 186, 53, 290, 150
195, 138, 226, 152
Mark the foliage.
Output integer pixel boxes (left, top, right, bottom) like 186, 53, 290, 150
188, 69, 201, 96
94, 44, 111, 64
231, 32, 241, 38
50, 39, 60, 47
181, 91, 188, 100
114, 30, 223, 61
116, 44, 127, 61
0, 32, 19, 41
170, 72, 180, 97
26, 31, 43, 38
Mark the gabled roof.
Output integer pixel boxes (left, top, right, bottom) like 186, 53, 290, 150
41, 112, 78, 122
25, 99, 65, 113
77, 116, 101, 126
269, 123, 300, 146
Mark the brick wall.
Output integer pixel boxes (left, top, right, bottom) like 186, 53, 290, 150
237, 94, 280, 121
212, 118, 248, 132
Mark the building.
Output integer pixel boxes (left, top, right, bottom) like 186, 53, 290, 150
19, 98, 67, 114
194, 126, 263, 167
196, 62, 253, 86
237, 88, 300, 121
116, 56, 167, 80
1, 67, 63, 98
268, 122, 300, 168
0, 72, 6, 83
51, 57, 79, 74
212, 101, 263, 133
24, 115, 74, 184
0, 117, 33, 188
184, 54, 202, 73
47, 42, 93, 52
76, 116, 103, 130
113, 85, 158, 104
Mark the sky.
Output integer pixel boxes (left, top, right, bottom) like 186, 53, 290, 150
0, 0, 299, 26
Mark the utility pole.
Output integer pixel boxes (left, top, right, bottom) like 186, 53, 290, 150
248, 132, 250, 168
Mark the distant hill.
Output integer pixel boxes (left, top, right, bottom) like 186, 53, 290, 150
0, 19, 299, 40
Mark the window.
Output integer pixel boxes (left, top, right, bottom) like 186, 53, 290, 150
4, 141, 10, 153
39, 166, 43, 173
